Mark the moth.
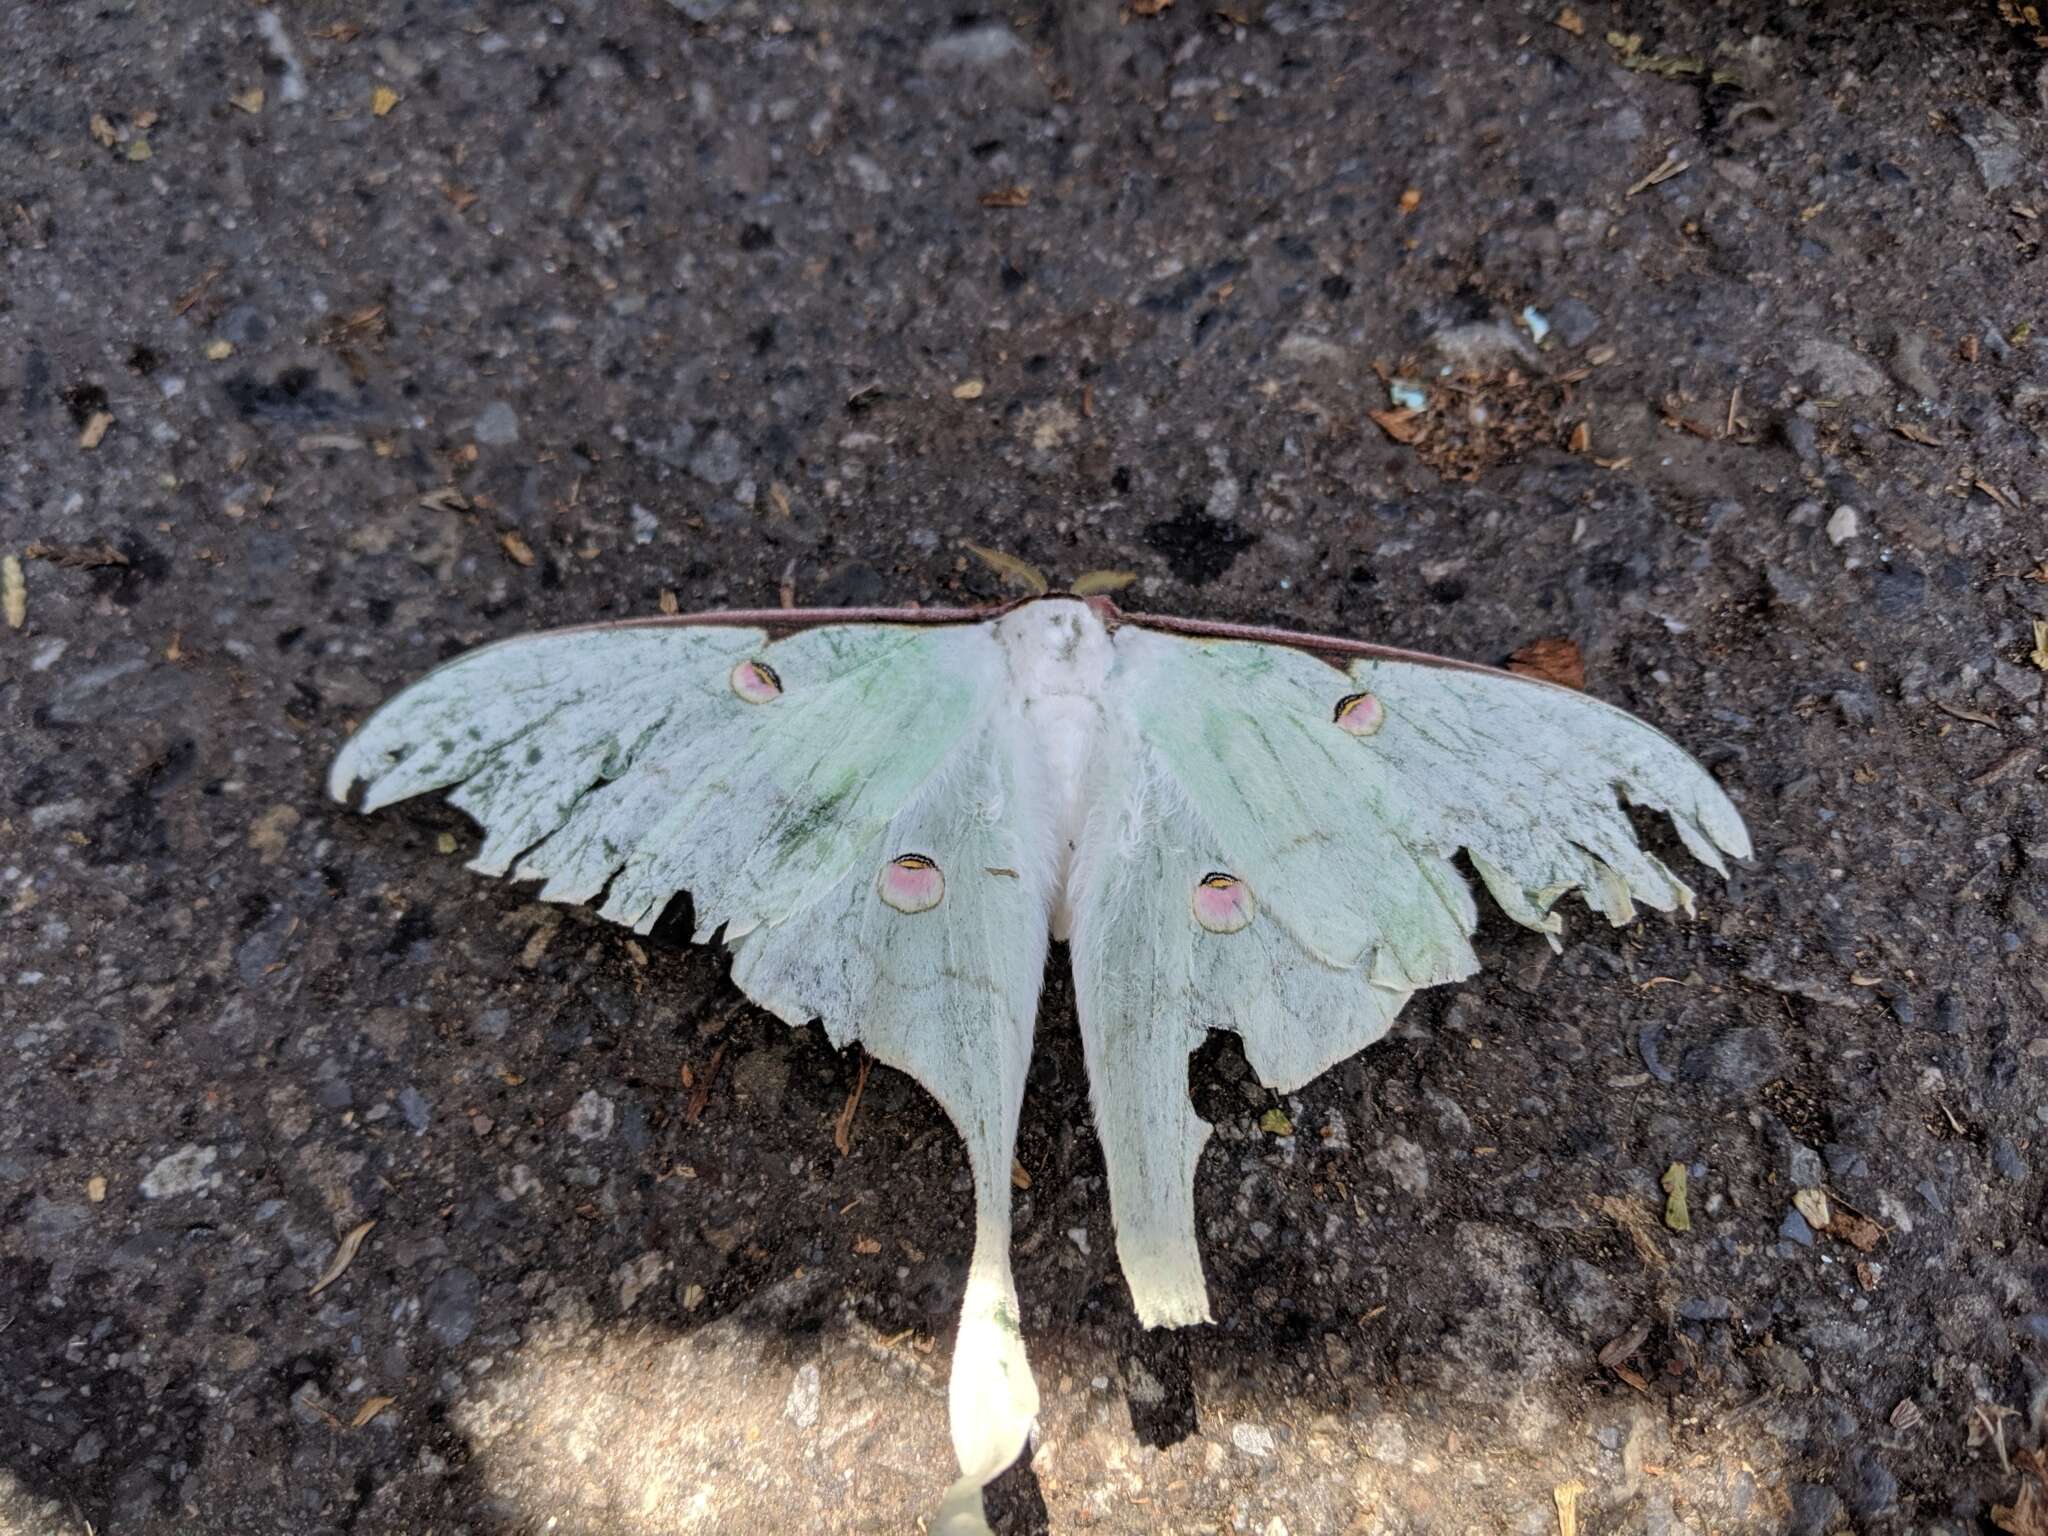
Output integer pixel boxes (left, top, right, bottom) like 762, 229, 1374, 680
329, 593, 1748, 1533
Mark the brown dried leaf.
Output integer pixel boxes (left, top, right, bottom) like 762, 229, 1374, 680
979, 186, 1030, 208
1507, 635, 1586, 691
1994, 1447, 2048, 1536
89, 112, 119, 147
309, 1219, 376, 1297
853, 1235, 882, 1255
1070, 569, 1138, 597
1397, 187, 1421, 215
371, 86, 400, 117
1597, 1318, 1651, 1369
1131, 0, 1175, 13
1367, 406, 1426, 444
658, 588, 679, 615
1555, 7, 1585, 34
1827, 1210, 1884, 1253
1011, 1159, 1031, 1190
350, 1395, 396, 1429
1893, 421, 1943, 446
230, 87, 265, 114
963, 541, 1049, 595
500, 531, 536, 567
1567, 420, 1591, 454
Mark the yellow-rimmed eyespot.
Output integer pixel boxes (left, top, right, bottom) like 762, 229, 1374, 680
729, 658, 783, 703
880, 853, 945, 913
1333, 691, 1385, 736
1191, 871, 1254, 933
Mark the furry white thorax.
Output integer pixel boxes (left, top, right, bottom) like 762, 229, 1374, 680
991, 599, 1114, 940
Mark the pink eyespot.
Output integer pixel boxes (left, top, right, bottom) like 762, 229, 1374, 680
1333, 691, 1385, 736
1191, 871, 1254, 934
729, 659, 783, 703
879, 854, 945, 914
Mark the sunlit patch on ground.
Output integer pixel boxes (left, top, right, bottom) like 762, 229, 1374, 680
456, 1253, 1806, 1535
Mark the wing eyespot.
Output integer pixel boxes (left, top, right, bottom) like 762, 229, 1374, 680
730, 659, 784, 703
1191, 871, 1254, 934
880, 853, 945, 914
1333, 691, 1385, 736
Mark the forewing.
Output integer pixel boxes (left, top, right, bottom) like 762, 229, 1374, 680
330, 622, 994, 935
1072, 626, 1748, 1327
1114, 628, 1749, 980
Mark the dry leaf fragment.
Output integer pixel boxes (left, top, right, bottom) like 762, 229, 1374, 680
500, 531, 536, 567
350, 1395, 396, 1429
1893, 421, 1942, 446
1889, 1398, 1924, 1431
952, 379, 986, 400
230, 87, 265, 114
1827, 1210, 1884, 1253
371, 86, 400, 117
1397, 187, 1421, 215
1011, 1159, 1031, 1190
1793, 1187, 1831, 1231
979, 186, 1030, 208
2029, 619, 2048, 672
853, 1235, 882, 1255
1131, 0, 1175, 13
1598, 1318, 1651, 1369
1554, 1479, 1587, 1536
419, 485, 469, 513
205, 339, 234, 361
89, 113, 118, 147
1660, 1162, 1692, 1232
79, 411, 114, 450
1070, 569, 1138, 597
1367, 406, 1426, 444
3, 556, 26, 630
963, 541, 1049, 595
440, 181, 481, 212
309, 1219, 376, 1296
32, 538, 138, 567
1258, 1107, 1293, 1136
658, 588, 679, 616
313, 22, 362, 41
126, 139, 152, 162
1991, 1446, 2048, 1536
1555, 7, 1585, 34
1567, 420, 1592, 454
1507, 635, 1586, 691
1594, 1195, 1670, 1268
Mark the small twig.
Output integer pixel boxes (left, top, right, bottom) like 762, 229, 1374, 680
1724, 384, 1741, 439
833, 1051, 873, 1155
684, 1045, 726, 1123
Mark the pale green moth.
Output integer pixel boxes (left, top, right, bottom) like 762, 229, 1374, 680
328, 594, 1749, 1532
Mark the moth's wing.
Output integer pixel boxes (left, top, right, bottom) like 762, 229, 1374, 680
1070, 627, 1748, 1327
332, 621, 1053, 1524
730, 721, 1056, 1533
331, 622, 989, 936
1068, 737, 1412, 1327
